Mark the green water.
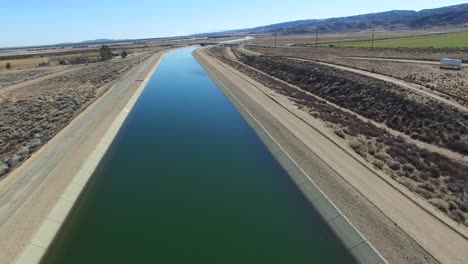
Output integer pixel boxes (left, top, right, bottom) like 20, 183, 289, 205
43, 47, 356, 264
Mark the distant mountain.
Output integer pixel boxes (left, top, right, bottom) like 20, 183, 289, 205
54, 39, 130, 47
79, 39, 117, 44
220, 3, 468, 35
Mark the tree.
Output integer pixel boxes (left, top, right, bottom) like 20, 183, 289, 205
100, 45, 113, 61
121, 51, 128, 58
6, 63, 11, 69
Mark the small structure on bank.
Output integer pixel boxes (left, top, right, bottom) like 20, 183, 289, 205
440, 58, 463, 70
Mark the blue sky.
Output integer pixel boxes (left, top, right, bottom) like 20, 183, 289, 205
2, 0, 466, 47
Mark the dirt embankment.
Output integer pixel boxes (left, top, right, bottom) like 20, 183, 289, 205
0, 54, 150, 178
209, 46, 468, 226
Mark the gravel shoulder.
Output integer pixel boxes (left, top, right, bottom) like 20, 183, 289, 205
194, 48, 468, 264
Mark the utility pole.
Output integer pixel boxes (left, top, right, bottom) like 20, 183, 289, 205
371, 28, 375, 49
274, 32, 277, 48
244, 32, 247, 45
315, 30, 319, 48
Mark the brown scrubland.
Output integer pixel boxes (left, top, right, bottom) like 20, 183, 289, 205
207, 45, 468, 226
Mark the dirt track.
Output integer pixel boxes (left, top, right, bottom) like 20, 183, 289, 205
194, 48, 468, 264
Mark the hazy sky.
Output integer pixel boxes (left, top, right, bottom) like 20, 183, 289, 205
2, 0, 466, 47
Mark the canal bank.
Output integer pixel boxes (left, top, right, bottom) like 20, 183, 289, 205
39, 47, 357, 263
12, 50, 172, 264
194, 49, 387, 264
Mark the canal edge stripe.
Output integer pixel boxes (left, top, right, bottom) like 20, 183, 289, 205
13, 50, 171, 264
194, 49, 388, 264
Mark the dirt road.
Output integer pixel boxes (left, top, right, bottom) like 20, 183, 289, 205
0, 67, 77, 95
0, 51, 168, 264
195, 49, 468, 264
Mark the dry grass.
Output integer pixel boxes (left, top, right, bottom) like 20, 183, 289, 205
1, 57, 50, 71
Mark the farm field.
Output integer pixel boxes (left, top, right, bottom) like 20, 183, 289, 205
321, 31, 468, 48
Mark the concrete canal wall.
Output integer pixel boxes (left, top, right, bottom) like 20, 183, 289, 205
194, 49, 387, 264
14, 50, 171, 264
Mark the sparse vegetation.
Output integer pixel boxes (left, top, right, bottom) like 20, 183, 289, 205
208, 46, 468, 226
0, 54, 149, 179
121, 51, 128, 58
236, 55, 468, 155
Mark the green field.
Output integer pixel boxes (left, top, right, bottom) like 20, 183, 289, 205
320, 31, 468, 48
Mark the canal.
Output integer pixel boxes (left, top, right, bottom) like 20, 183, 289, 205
43, 47, 356, 263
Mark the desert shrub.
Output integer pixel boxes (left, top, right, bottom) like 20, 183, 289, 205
450, 210, 466, 223
387, 161, 401, 171
402, 163, 415, 173
419, 182, 436, 192
460, 202, 468, 212
374, 152, 388, 162
349, 139, 364, 151
428, 166, 441, 178
397, 177, 417, 191
416, 187, 434, 199
429, 199, 449, 212
356, 150, 367, 158
448, 200, 459, 211
372, 160, 384, 170
6, 63, 11, 69
368, 147, 377, 156
334, 129, 346, 139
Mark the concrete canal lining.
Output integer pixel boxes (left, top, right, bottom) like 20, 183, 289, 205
194, 49, 387, 264
13, 50, 171, 264
16, 46, 383, 263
